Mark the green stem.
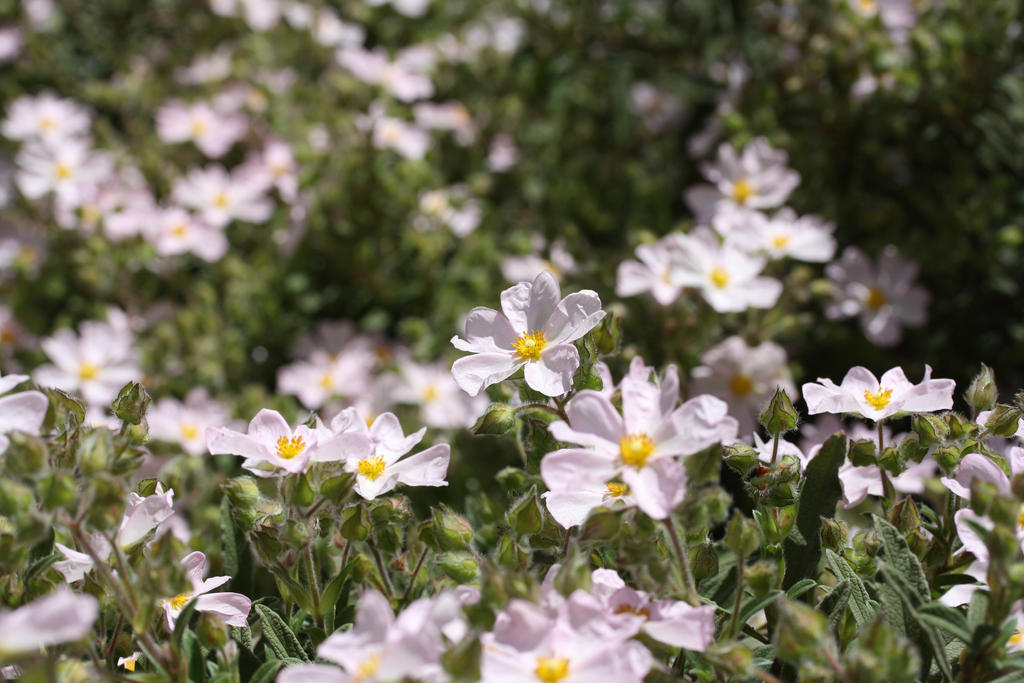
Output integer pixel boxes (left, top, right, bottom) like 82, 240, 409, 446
770, 432, 780, 465
727, 559, 746, 638
367, 535, 394, 599
664, 516, 699, 605
401, 547, 429, 602
877, 420, 895, 505
303, 545, 321, 619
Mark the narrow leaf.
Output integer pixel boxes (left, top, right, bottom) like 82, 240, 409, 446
255, 604, 308, 662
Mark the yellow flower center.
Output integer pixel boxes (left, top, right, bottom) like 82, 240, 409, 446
423, 384, 439, 401
167, 592, 193, 611
614, 602, 651, 619
1017, 503, 1024, 530
319, 373, 334, 389
1011, 629, 1024, 646
730, 373, 754, 397
381, 122, 402, 144
54, 163, 74, 180
121, 653, 139, 672
452, 105, 472, 128
213, 191, 230, 208
866, 286, 887, 310
275, 435, 306, 460
180, 424, 199, 441
710, 267, 730, 289
619, 434, 655, 468
772, 234, 790, 249
81, 204, 101, 223
190, 118, 207, 136
859, 0, 877, 10
39, 115, 56, 131
512, 330, 547, 362
534, 656, 570, 682
357, 455, 387, 481
354, 654, 381, 680
171, 223, 188, 238
423, 193, 449, 215
605, 482, 629, 498
78, 363, 100, 380
731, 179, 754, 204
270, 162, 289, 178
863, 387, 893, 410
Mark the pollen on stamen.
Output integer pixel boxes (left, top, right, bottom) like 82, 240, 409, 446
730, 373, 753, 397
534, 656, 570, 683
863, 387, 893, 410
866, 286, 887, 310
619, 434, 655, 468
710, 266, 730, 289
180, 424, 199, 441
605, 482, 629, 498
731, 179, 754, 204
275, 435, 306, 460
78, 363, 100, 380
511, 330, 547, 362
355, 653, 381, 680
772, 234, 790, 249
614, 602, 651, 619
166, 592, 193, 611
357, 455, 387, 481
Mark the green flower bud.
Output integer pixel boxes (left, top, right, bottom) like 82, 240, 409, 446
438, 552, 479, 583
592, 315, 621, 356
758, 506, 797, 545
691, 542, 719, 582
222, 477, 262, 530
507, 486, 543, 537
579, 509, 620, 541
38, 474, 76, 511
197, 611, 228, 649
878, 447, 901, 475
969, 481, 999, 516
912, 414, 949, 446
704, 642, 753, 674
986, 405, 1023, 437
887, 498, 921, 535
496, 535, 527, 569
339, 504, 370, 542
5, 431, 47, 475
112, 382, 150, 425
430, 504, 474, 552
759, 387, 799, 435
124, 419, 149, 446
932, 446, 961, 475
472, 404, 518, 436
283, 519, 314, 547
723, 443, 759, 476
319, 473, 354, 503
848, 439, 876, 467
774, 598, 829, 664
495, 467, 530, 494
965, 364, 998, 414
0, 479, 34, 515
945, 412, 974, 439
820, 518, 849, 553
746, 560, 781, 597
292, 473, 316, 508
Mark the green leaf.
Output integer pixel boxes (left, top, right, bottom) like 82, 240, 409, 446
255, 604, 309, 662
782, 433, 846, 589
738, 590, 784, 627
873, 515, 929, 596
819, 580, 852, 632
785, 578, 817, 600
966, 590, 990, 631
916, 602, 973, 643
319, 558, 357, 620
248, 658, 303, 683
825, 549, 878, 627
172, 597, 200, 651
220, 498, 239, 577
182, 629, 206, 683
273, 571, 317, 616
878, 562, 953, 682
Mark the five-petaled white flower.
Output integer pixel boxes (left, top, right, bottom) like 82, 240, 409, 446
802, 365, 954, 422
450, 271, 605, 397
161, 551, 251, 630
672, 228, 782, 313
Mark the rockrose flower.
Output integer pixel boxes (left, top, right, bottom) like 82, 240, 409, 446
161, 551, 251, 630
0, 590, 98, 655
451, 271, 605, 397
802, 365, 954, 422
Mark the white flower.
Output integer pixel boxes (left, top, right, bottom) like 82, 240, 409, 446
148, 388, 233, 456
501, 235, 576, 284
15, 138, 113, 207
713, 207, 836, 262
685, 137, 801, 223
615, 233, 687, 306
336, 47, 434, 102
672, 228, 782, 312
311, 9, 365, 47
825, 245, 928, 347
0, 590, 98, 655
487, 133, 518, 172
117, 652, 141, 672
174, 47, 233, 85
146, 206, 228, 261
802, 365, 955, 422
393, 360, 487, 429
161, 551, 251, 630
239, 138, 298, 201
156, 100, 248, 158
413, 101, 475, 145
277, 347, 376, 411
34, 315, 141, 407
2, 92, 91, 144
629, 82, 684, 134
172, 165, 273, 227
371, 116, 431, 160
0, 372, 47, 452
690, 335, 795, 436
210, 0, 281, 30
414, 186, 481, 237
366, 0, 431, 17
451, 271, 605, 397
0, 26, 21, 63
118, 483, 175, 548
53, 533, 110, 583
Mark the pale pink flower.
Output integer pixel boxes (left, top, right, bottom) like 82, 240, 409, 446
487, 134, 518, 172
839, 455, 936, 508
413, 101, 475, 145
630, 82, 684, 133
940, 450, 1023, 501
414, 186, 481, 237
161, 551, 251, 630
337, 47, 434, 102
239, 138, 298, 201
371, 116, 431, 160
156, 100, 247, 158
451, 271, 605, 397
53, 533, 110, 583
366, 0, 431, 17
117, 652, 142, 672
146, 206, 228, 261
34, 315, 141, 407
615, 233, 687, 306
0, 373, 47, 452
103, 187, 159, 240
714, 207, 836, 262
0, 590, 98, 654
802, 365, 954, 422
15, 138, 113, 207
690, 336, 795, 436
207, 408, 370, 477
119, 483, 175, 548
685, 137, 800, 223
327, 409, 450, 500
2, 92, 91, 144
277, 348, 375, 410
210, 0, 281, 30
148, 388, 233, 456
541, 377, 737, 523
311, 9, 365, 47
825, 246, 928, 347
752, 433, 810, 469
672, 228, 782, 312
172, 165, 273, 227
0, 27, 21, 63
501, 237, 577, 285
393, 360, 487, 429
175, 47, 233, 85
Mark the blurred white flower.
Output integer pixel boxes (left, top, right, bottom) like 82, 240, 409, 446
713, 207, 836, 262
366, 0, 431, 17
311, 9, 365, 47
691, 335, 795, 436
172, 165, 273, 227
2, 93, 90, 144
501, 236, 577, 284
337, 46, 434, 102
487, 133, 518, 172
372, 116, 431, 160
616, 233, 687, 306
825, 245, 928, 347
146, 206, 228, 261
394, 359, 487, 429
161, 551, 251, 630
0, 590, 98, 655
239, 138, 298, 201
413, 101, 475, 145
630, 82, 684, 133
174, 47, 233, 85
277, 346, 376, 410
156, 100, 248, 158
148, 388, 233, 456
0, 27, 21, 63
414, 186, 481, 237
0, 373, 47, 453
210, 0, 281, 31
671, 227, 782, 312
15, 138, 113, 207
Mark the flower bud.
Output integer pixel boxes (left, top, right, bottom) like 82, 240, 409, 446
746, 560, 780, 596
112, 382, 150, 425
945, 411, 974, 439
507, 487, 543, 537
197, 612, 228, 650
878, 447, 900, 475
339, 505, 370, 542
222, 477, 262, 529
430, 504, 475, 551
774, 598, 828, 664
472, 404, 518, 436
592, 315, 621, 356
932, 446, 961, 475
691, 542, 719, 582
0, 479, 34, 515
38, 473, 76, 511
966, 364, 998, 414
495, 467, 530, 494
820, 518, 849, 553
911, 414, 949, 446
759, 387, 798, 435
579, 509, 620, 541
319, 473, 354, 504
496, 535, 528, 569
887, 498, 921, 536
705, 642, 753, 674
124, 419, 149, 446
438, 552, 479, 583
5, 431, 47, 476
723, 443, 759, 476
986, 405, 1024, 437
76, 429, 112, 476
848, 439, 877, 467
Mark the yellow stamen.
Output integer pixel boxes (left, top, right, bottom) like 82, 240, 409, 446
731, 179, 754, 204
863, 387, 893, 410
614, 602, 651, 619
619, 434, 655, 468
171, 223, 188, 238
423, 193, 449, 215
772, 234, 790, 249
167, 592, 193, 611
213, 191, 230, 208
54, 163, 74, 180
81, 204, 101, 223
319, 373, 334, 389
39, 115, 56, 131
355, 653, 381, 680
270, 162, 289, 178
710, 267, 730, 289
357, 456, 387, 481
512, 330, 547, 362
866, 286, 887, 310
190, 118, 207, 136
1016, 503, 1024, 530
275, 435, 306, 460
534, 656, 570, 682
605, 482, 629, 498
730, 373, 753, 397
1011, 629, 1024, 646
180, 424, 199, 441
423, 385, 439, 401
78, 363, 100, 380
121, 653, 139, 672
